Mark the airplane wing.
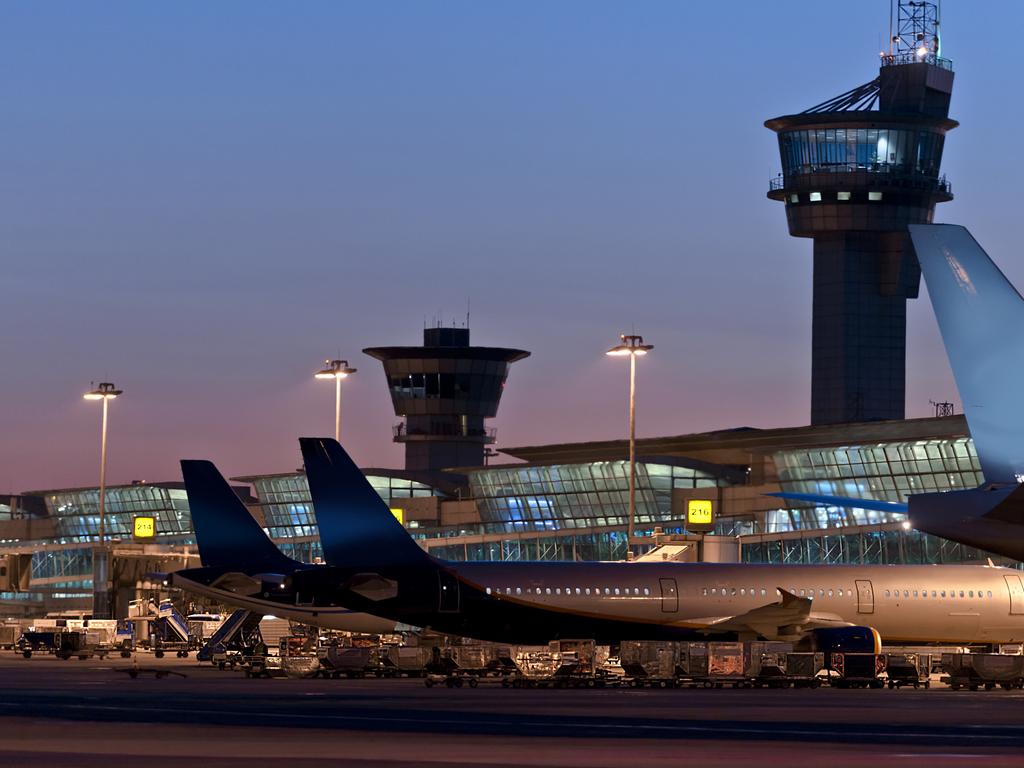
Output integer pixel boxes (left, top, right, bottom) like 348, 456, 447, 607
765, 491, 908, 514
682, 588, 855, 639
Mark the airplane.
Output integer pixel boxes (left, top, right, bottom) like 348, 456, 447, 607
165, 459, 398, 635
770, 224, 1024, 562
289, 436, 1024, 650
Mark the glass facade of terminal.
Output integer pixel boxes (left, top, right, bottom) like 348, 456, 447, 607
467, 460, 726, 533
766, 438, 982, 532
778, 127, 945, 178
43, 485, 192, 541
249, 473, 440, 561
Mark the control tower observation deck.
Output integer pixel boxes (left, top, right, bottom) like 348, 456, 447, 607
364, 327, 529, 471
766, 1, 956, 425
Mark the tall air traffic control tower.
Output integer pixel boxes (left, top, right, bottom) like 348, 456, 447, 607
365, 326, 529, 471
766, 1, 956, 425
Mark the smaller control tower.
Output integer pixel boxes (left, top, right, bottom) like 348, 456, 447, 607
364, 327, 529, 471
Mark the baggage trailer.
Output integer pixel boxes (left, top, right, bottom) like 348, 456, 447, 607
705, 642, 749, 688
19, 630, 60, 658
318, 645, 376, 679
619, 640, 679, 688
941, 653, 1024, 691
830, 652, 885, 688
381, 645, 435, 677
54, 630, 112, 660
885, 653, 931, 689
507, 640, 614, 688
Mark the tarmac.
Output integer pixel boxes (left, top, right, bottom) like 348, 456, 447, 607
1, 653, 1023, 766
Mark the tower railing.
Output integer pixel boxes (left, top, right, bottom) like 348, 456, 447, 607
880, 52, 953, 70
770, 169, 950, 196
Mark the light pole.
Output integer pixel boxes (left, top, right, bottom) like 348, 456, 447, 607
606, 335, 653, 552
315, 359, 357, 442
83, 381, 122, 618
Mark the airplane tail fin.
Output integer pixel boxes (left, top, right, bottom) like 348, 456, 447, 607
299, 437, 431, 568
910, 224, 1024, 484
181, 459, 299, 573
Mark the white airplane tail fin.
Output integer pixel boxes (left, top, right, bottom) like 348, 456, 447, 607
910, 224, 1024, 485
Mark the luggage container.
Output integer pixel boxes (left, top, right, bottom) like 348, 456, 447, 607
885, 653, 931, 689
382, 645, 435, 677
0, 623, 21, 650
830, 652, 885, 688
19, 630, 60, 658
782, 652, 824, 688
619, 640, 679, 687
318, 645, 375, 678
706, 642, 748, 688
941, 653, 1024, 691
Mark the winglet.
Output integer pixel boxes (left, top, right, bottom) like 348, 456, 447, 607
181, 459, 297, 573
299, 438, 431, 568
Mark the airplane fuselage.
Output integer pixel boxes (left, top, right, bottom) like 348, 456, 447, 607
291, 560, 1024, 646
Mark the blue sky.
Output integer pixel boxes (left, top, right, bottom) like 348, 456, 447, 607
3, 1, 1022, 490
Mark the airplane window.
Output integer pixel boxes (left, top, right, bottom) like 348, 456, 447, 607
988, 591, 993, 598
644, 587, 651, 596
913, 590, 918, 598
776, 589, 782, 596
740, 588, 746, 596
761, 589, 767, 597
711, 588, 717, 595
799, 589, 805, 597
940, 590, 946, 597
730, 588, 737, 596
703, 588, 709, 596
634, 588, 640, 595
486, 587, 492, 595
884, 590, 890, 598
977, 587, 984, 597
543, 588, 550, 595
904, 590, 909, 598
829, 589, 834, 597
838, 589, 843, 597
922, 590, 927, 599
535, 588, 542, 595
614, 588, 621, 595
819, 589, 824, 597
555, 588, 561, 595
969, 590, 974, 598
932, 591, 937, 598
515, 588, 522, 595
960, 591, 965, 598
604, 588, 611, 595
575, 587, 581, 595
585, 588, 591, 595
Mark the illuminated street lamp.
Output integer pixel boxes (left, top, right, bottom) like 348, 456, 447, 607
606, 335, 653, 550
315, 359, 357, 442
83, 381, 122, 618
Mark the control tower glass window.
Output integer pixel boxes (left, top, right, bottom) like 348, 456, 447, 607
778, 128, 944, 178
389, 372, 501, 400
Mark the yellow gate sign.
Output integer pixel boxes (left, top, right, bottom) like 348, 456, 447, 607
133, 516, 156, 538
389, 508, 404, 525
686, 499, 714, 530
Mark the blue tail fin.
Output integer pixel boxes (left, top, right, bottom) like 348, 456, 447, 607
299, 437, 430, 568
910, 224, 1024, 485
181, 460, 298, 573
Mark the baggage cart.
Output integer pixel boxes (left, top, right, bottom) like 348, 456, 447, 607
706, 642, 749, 688
18, 630, 60, 658
619, 640, 679, 687
318, 645, 375, 678
782, 652, 824, 688
941, 653, 1024, 691
830, 652, 885, 688
885, 653, 931, 689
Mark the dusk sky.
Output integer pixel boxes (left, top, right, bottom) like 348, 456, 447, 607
5, 1, 1023, 492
